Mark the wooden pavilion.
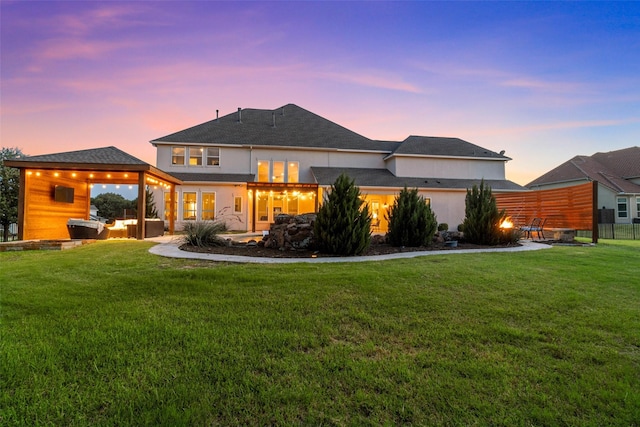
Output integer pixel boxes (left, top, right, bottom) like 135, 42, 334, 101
5, 146, 182, 240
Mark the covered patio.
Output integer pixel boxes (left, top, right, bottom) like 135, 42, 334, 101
5, 146, 182, 241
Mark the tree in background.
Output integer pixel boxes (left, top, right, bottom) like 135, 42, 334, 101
145, 187, 159, 218
0, 147, 23, 241
92, 193, 136, 221
461, 179, 507, 245
386, 187, 437, 247
131, 186, 159, 218
313, 173, 371, 256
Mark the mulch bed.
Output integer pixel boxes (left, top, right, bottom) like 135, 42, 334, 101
179, 240, 522, 258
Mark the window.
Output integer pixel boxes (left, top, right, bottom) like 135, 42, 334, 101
183, 192, 197, 220
258, 161, 269, 182
257, 193, 268, 221
258, 159, 299, 183
617, 197, 628, 219
171, 147, 185, 165
287, 196, 298, 215
189, 147, 203, 166
202, 192, 216, 220
637, 197, 640, 218
163, 191, 177, 221
206, 148, 220, 166
273, 161, 285, 183
234, 196, 243, 213
288, 162, 299, 183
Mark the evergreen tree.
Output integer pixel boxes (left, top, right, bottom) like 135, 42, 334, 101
386, 187, 437, 247
462, 179, 507, 245
0, 147, 22, 241
144, 187, 159, 218
314, 174, 371, 256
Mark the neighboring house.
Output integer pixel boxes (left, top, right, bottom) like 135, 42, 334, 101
527, 147, 640, 224
151, 104, 525, 232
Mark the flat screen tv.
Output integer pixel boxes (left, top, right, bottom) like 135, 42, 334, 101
54, 185, 74, 203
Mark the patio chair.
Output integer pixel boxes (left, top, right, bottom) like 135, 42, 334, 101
520, 217, 542, 240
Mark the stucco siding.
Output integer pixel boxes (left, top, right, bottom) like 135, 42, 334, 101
390, 157, 505, 180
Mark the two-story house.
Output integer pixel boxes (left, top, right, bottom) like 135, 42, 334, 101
151, 104, 525, 232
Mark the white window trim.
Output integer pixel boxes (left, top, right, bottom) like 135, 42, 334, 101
234, 196, 243, 214
171, 146, 186, 166
617, 197, 628, 219
182, 191, 197, 221
201, 191, 216, 221
206, 147, 221, 167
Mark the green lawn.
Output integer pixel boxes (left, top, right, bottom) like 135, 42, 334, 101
1, 240, 639, 426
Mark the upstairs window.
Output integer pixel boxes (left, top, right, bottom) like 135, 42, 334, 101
288, 162, 299, 183
273, 161, 285, 183
171, 147, 185, 165
258, 161, 270, 182
257, 160, 299, 183
189, 148, 203, 166
207, 148, 220, 166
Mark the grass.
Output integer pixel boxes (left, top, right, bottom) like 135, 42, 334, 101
1, 239, 639, 426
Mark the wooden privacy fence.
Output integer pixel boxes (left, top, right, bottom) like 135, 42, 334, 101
494, 181, 597, 242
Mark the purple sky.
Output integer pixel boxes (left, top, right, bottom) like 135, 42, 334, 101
2, 1, 639, 188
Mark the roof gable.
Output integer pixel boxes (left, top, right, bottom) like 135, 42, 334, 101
12, 146, 147, 166
152, 104, 398, 152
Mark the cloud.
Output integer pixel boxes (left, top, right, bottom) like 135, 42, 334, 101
315, 70, 423, 94
54, 4, 150, 36
475, 117, 640, 138
499, 77, 586, 94
37, 38, 143, 61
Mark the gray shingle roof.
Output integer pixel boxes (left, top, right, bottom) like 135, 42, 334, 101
527, 147, 640, 193
13, 146, 148, 165
152, 104, 399, 152
169, 172, 255, 183
152, 104, 510, 161
311, 167, 525, 191
390, 136, 509, 159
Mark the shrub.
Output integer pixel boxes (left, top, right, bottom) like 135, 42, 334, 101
386, 187, 437, 247
437, 223, 449, 232
314, 174, 371, 255
182, 221, 227, 247
461, 180, 507, 245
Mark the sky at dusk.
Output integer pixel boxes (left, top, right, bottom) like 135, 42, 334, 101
2, 1, 639, 192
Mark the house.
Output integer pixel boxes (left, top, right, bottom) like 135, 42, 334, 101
527, 147, 640, 224
151, 104, 525, 232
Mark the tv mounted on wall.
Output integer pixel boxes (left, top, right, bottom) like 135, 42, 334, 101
54, 185, 75, 203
